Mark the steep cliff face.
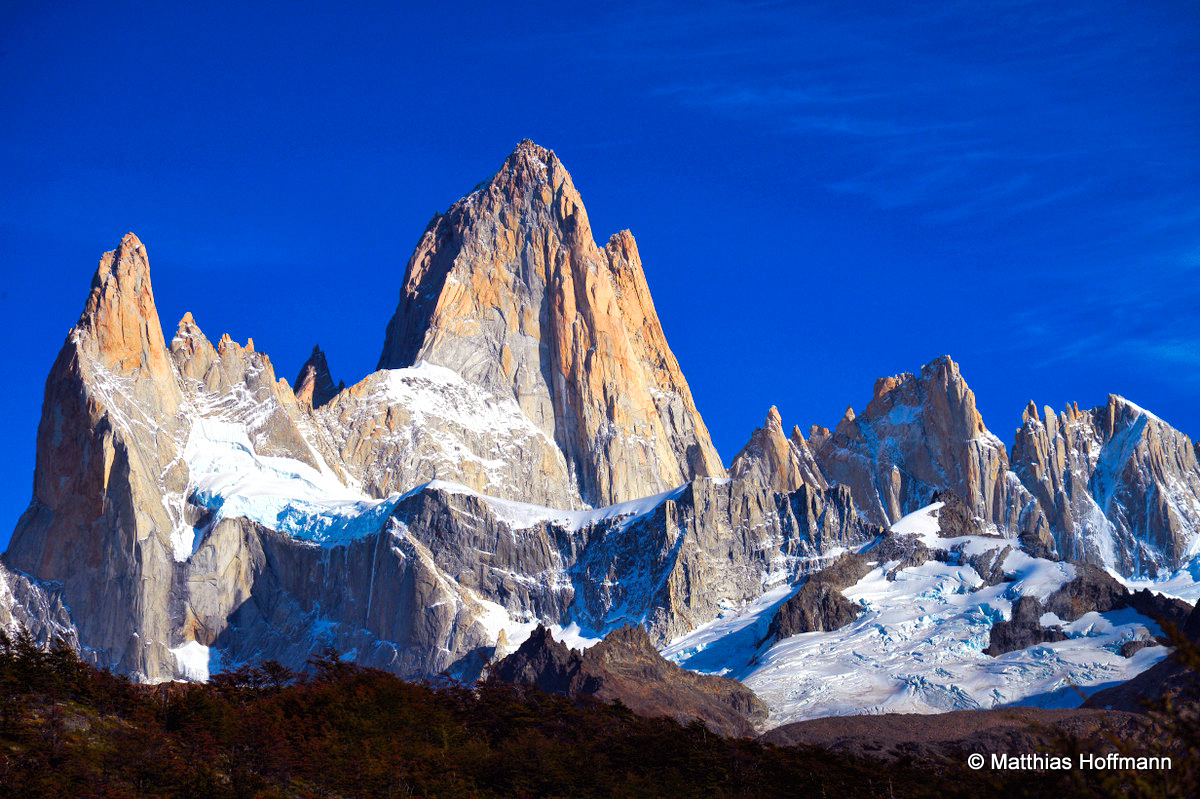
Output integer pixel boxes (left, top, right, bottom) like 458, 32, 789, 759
809, 355, 1033, 534
4, 236, 360, 680
5, 234, 187, 679
1011, 396, 1200, 575
377, 139, 725, 507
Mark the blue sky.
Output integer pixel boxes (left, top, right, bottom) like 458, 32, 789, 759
2, 1, 1198, 549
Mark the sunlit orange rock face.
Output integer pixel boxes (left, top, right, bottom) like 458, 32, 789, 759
378, 139, 725, 508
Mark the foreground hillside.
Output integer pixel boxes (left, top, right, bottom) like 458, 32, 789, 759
2, 632, 1196, 798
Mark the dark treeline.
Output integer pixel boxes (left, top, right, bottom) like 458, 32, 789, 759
0, 627, 1194, 798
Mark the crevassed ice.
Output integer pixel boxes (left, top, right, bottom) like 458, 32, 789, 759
666, 502, 1171, 726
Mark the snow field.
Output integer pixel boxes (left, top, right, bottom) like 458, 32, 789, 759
667, 503, 1174, 727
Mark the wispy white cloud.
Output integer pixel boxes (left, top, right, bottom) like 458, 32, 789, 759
556, 0, 1200, 228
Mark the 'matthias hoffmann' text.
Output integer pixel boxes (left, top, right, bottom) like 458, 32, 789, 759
980, 753, 1171, 771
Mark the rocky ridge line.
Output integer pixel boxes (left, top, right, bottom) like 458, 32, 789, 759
489, 624, 767, 737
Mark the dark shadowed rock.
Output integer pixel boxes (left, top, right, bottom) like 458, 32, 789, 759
962, 545, 1013, 588
293, 345, 342, 408
489, 625, 579, 694
1126, 588, 1193, 632
1120, 639, 1155, 658
872, 533, 931, 580
984, 596, 1068, 656
489, 624, 766, 737
1044, 565, 1129, 621
766, 553, 872, 640
760, 707, 1150, 763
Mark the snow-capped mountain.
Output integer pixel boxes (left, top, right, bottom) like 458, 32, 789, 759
2, 140, 1197, 729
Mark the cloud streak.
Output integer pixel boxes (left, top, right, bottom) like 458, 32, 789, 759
561, 0, 1200, 231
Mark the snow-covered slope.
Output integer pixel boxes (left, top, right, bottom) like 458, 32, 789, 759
316, 361, 586, 510
665, 504, 1178, 727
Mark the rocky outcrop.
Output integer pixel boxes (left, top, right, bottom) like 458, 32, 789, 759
983, 596, 1068, 656
961, 544, 1013, 587
810, 356, 1034, 534
490, 624, 767, 737
293, 345, 342, 409
1011, 396, 1200, 575
0, 564, 77, 649
933, 491, 991, 538
1041, 566, 1193, 631
377, 139, 725, 508
1126, 589, 1193, 632
1043, 565, 1131, 622
766, 553, 873, 640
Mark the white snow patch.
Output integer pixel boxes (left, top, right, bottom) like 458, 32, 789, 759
170, 640, 212, 682
890, 502, 944, 541
383, 361, 559, 447
185, 417, 400, 547
1117, 556, 1200, 604
475, 601, 604, 654
428, 479, 687, 533
738, 556, 1166, 725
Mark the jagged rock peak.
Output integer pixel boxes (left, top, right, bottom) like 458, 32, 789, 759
730, 406, 827, 493
812, 354, 1022, 530
502, 137, 555, 176
375, 140, 725, 507
862, 355, 985, 436
294, 344, 341, 408
1010, 391, 1200, 575
76, 232, 172, 380
491, 624, 766, 737
766, 405, 783, 427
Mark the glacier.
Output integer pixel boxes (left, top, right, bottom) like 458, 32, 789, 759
665, 503, 1176, 726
